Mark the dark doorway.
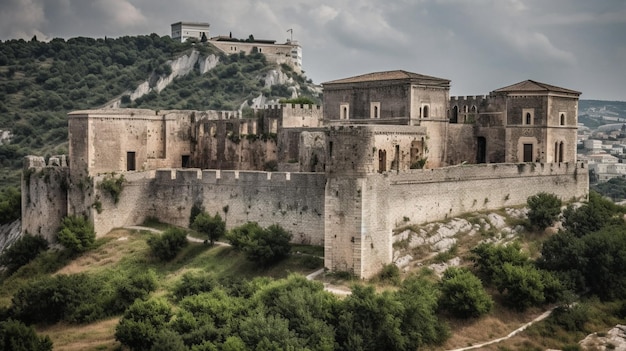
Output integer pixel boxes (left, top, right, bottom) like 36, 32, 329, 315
182, 155, 190, 168
451, 106, 458, 123
476, 137, 487, 163
378, 149, 387, 172
126, 151, 136, 171
523, 144, 533, 162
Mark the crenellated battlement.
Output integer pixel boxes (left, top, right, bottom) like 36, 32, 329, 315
23, 155, 69, 169
152, 168, 325, 187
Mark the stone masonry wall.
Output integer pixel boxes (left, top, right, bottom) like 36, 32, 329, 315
93, 169, 326, 245
325, 161, 588, 278
22, 156, 69, 241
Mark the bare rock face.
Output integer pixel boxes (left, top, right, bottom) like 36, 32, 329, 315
580, 325, 626, 351
0, 220, 22, 254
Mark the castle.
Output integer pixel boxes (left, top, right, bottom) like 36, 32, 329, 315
22, 70, 588, 278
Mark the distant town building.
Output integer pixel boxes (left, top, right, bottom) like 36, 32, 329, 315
170, 22, 210, 43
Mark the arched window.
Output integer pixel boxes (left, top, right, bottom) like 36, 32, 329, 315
343, 107, 347, 119
374, 106, 378, 118
471, 105, 476, 112
526, 113, 532, 125
559, 141, 564, 162
423, 105, 429, 118
560, 113, 565, 125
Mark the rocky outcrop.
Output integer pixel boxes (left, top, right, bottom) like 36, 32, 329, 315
392, 208, 529, 274
105, 50, 220, 108
580, 325, 626, 351
0, 220, 22, 253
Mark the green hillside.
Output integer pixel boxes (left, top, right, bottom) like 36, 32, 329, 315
0, 35, 317, 199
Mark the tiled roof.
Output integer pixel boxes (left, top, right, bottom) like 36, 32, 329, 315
322, 70, 450, 85
492, 80, 581, 95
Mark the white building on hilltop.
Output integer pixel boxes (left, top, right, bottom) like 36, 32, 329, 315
171, 22, 210, 43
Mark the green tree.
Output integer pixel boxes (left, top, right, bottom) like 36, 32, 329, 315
538, 231, 588, 291
394, 276, 449, 349
10, 273, 106, 324
57, 215, 95, 254
192, 212, 226, 245
0, 187, 20, 224
0, 319, 53, 351
527, 192, 562, 230
562, 191, 625, 237
147, 227, 188, 261
470, 242, 528, 284
0, 233, 48, 274
115, 298, 173, 351
496, 263, 546, 311
227, 222, 292, 265
173, 271, 217, 301
439, 267, 493, 318
252, 274, 338, 350
582, 225, 626, 300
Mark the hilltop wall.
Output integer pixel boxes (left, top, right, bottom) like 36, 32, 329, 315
93, 169, 327, 245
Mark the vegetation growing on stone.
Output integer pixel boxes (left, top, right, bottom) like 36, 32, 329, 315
97, 173, 125, 204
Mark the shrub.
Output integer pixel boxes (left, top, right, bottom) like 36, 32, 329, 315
496, 263, 546, 311
10, 273, 106, 324
147, 227, 188, 261
57, 215, 95, 253
172, 271, 217, 301
109, 270, 158, 313
378, 263, 401, 285
227, 223, 292, 266
470, 242, 528, 284
439, 267, 493, 318
527, 192, 562, 230
0, 186, 20, 224
115, 298, 173, 351
0, 233, 48, 274
0, 319, 53, 351
192, 212, 226, 245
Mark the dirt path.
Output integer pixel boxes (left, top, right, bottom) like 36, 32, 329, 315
445, 308, 555, 351
125, 226, 230, 246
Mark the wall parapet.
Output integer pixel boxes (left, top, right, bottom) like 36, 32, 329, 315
387, 162, 585, 185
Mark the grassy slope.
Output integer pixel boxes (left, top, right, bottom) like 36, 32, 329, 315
0, 227, 323, 350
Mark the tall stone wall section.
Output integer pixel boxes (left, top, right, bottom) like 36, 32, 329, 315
92, 169, 326, 245
326, 161, 589, 278
21, 156, 69, 241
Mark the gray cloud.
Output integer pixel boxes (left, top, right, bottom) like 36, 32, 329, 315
0, 0, 624, 100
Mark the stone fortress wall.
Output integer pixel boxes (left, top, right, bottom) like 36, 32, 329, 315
21, 156, 69, 242
90, 169, 326, 246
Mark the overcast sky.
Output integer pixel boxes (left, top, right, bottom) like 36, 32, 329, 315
1, 0, 625, 101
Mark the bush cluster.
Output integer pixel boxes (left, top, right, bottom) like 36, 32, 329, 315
57, 215, 95, 254
9, 270, 156, 325
115, 274, 449, 351
147, 227, 188, 261
226, 222, 292, 266
0, 233, 48, 274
